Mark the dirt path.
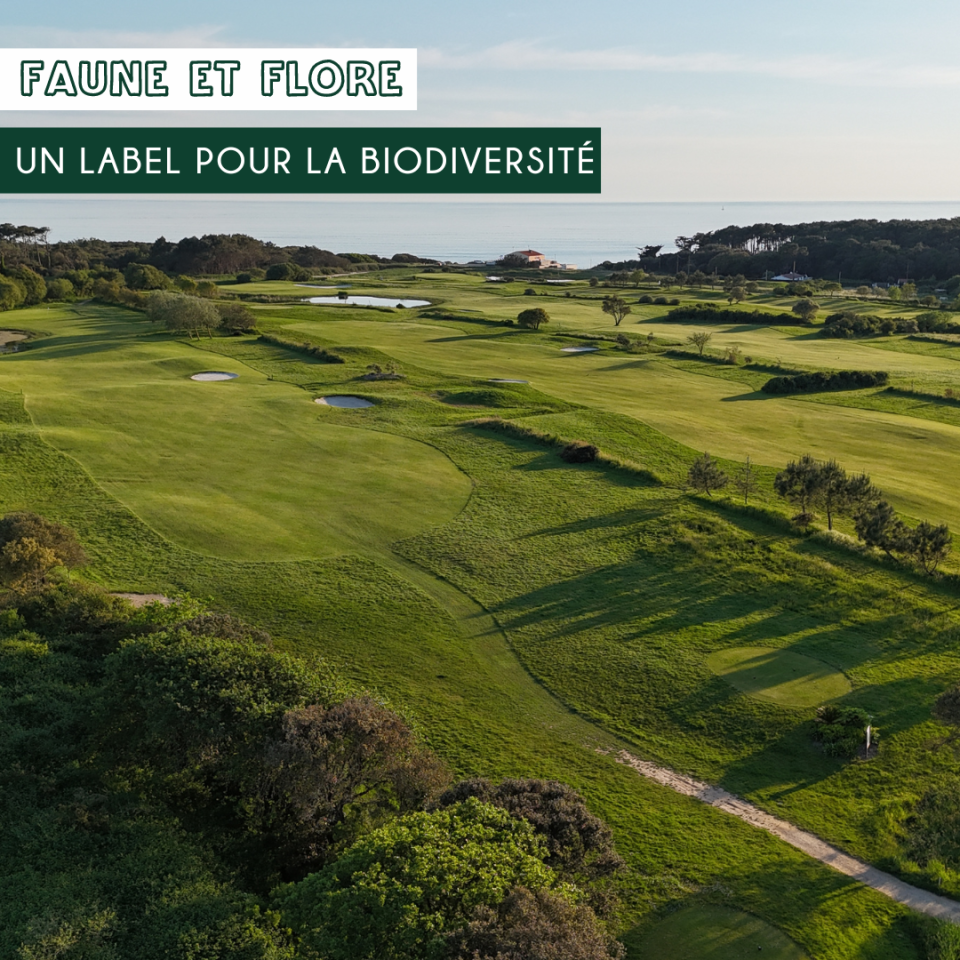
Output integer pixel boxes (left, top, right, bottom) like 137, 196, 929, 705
616, 750, 960, 923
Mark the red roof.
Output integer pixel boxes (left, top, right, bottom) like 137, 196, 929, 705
515, 249, 543, 256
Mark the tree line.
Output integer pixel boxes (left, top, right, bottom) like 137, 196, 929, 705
687, 454, 952, 575
0, 512, 626, 959
604, 216, 960, 283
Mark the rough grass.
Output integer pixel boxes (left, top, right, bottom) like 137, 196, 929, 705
2, 297, 958, 957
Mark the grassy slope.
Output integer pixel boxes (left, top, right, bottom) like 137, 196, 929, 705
3, 294, 958, 956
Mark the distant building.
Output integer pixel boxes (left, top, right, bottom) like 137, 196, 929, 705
771, 270, 811, 282
509, 249, 546, 265
505, 249, 577, 271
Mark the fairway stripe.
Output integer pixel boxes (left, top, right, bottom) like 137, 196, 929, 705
616, 751, 960, 923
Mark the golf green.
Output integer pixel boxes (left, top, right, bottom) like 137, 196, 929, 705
706, 646, 851, 708
634, 903, 809, 959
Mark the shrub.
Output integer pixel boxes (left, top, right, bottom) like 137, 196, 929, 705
653, 296, 668, 305
813, 705, 869, 758
665, 303, 800, 325
44, 277, 74, 301
559, 441, 599, 463
275, 799, 555, 960
217, 302, 256, 334
0, 275, 27, 311
524, 287, 537, 296
762, 370, 889, 394
265, 262, 310, 282
668, 297, 680, 305
124, 262, 171, 291
15, 266, 46, 304
196, 280, 220, 298
822, 311, 918, 338
637, 294, 653, 304
687, 452, 728, 496
236, 269, 266, 283
0, 511, 87, 594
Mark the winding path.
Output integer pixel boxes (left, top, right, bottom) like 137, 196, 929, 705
616, 750, 960, 923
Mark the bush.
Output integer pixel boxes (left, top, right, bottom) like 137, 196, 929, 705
15, 266, 46, 305
265, 262, 310, 282
822, 311, 919, 338
813, 705, 869, 758
196, 280, 220, 298
236, 269, 266, 283
665, 303, 801, 325
559, 441, 599, 463
44, 277, 74, 301
124, 262, 171, 291
653, 296, 668, 305
637, 294, 653, 304
217, 302, 256, 334
275, 799, 555, 960
0, 275, 27, 311
762, 370, 889, 394
517, 307, 550, 330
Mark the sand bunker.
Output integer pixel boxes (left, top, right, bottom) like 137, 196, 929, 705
0, 331, 27, 353
191, 371, 239, 381
561, 345, 599, 353
111, 592, 172, 608
315, 395, 374, 408
489, 378, 528, 383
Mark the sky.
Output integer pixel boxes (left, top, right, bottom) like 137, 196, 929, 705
2, 0, 960, 201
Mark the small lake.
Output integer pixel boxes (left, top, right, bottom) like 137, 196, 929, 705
304, 296, 431, 308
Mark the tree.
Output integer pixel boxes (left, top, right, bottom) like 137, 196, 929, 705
734, 456, 757, 505
686, 330, 712, 356
15, 266, 46, 305
217, 302, 257, 334
254, 698, 449, 876
628, 269, 646, 286
45, 277, 73, 301
0, 275, 26, 311
688, 453, 728, 497
517, 307, 550, 331
812, 459, 850, 531
774, 454, 821, 525
854, 499, 908, 557
727, 286, 746, 304
196, 280, 220, 298
275, 799, 556, 960
124, 262, 171, 291
856, 285, 871, 297
433, 779, 623, 883
444, 886, 624, 960
176, 275, 198, 293
792, 298, 820, 323
906, 521, 952, 575
147, 291, 222, 338
0, 511, 87, 594
901, 282, 917, 301
887, 286, 902, 302
600, 296, 631, 326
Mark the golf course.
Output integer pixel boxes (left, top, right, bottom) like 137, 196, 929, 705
5, 269, 960, 958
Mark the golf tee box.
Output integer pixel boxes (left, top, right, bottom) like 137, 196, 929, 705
1, 128, 601, 193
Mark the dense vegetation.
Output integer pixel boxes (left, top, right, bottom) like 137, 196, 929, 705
761, 369, 890, 394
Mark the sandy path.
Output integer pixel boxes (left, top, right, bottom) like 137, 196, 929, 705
616, 750, 960, 923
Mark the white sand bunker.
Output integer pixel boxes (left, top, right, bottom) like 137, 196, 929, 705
561, 345, 599, 353
489, 378, 528, 383
191, 371, 239, 381
315, 395, 374, 408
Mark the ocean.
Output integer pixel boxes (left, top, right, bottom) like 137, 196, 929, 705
3, 198, 960, 269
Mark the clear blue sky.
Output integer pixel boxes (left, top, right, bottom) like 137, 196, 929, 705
3, 0, 960, 201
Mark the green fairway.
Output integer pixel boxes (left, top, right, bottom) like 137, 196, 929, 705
705, 646, 852, 708
632, 904, 810, 960
271, 313, 960, 532
6, 284, 960, 958
0, 306, 471, 561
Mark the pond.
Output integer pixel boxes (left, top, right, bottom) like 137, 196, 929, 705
304, 296, 431, 308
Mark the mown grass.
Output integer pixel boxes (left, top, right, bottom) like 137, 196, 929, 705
5, 292, 960, 956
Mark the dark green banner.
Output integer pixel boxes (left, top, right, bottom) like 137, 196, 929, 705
1, 127, 600, 193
